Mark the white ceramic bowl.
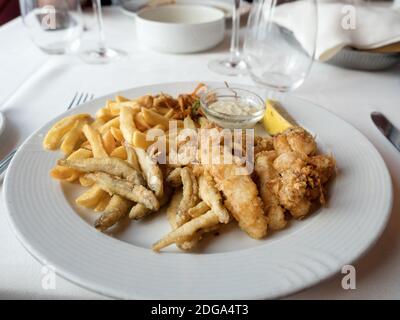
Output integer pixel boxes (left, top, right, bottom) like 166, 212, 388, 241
136, 4, 225, 53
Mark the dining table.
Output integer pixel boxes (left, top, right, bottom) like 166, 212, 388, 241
0, 6, 399, 300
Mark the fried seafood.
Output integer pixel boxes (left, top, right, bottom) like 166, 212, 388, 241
95, 195, 132, 231
134, 147, 164, 198
208, 164, 268, 239
255, 127, 336, 221
188, 201, 210, 218
198, 172, 230, 224
129, 186, 172, 220
58, 157, 144, 186
176, 167, 199, 226
273, 126, 316, 156
85, 172, 159, 210
43, 85, 336, 253
165, 167, 182, 187
254, 151, 287, 231
153, 210, 220, 252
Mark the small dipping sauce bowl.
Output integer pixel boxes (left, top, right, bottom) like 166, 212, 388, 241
200, 87, 265, 129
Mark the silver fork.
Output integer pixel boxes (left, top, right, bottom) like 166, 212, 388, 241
0, 92, 94, 179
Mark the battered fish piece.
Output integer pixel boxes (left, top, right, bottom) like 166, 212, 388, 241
254, 135, 274, 155
255, 151, 287, 231
307, 154, 336, 184
274, 127, 316, 156
208, 164, 268, 239
276, 170, 311, 218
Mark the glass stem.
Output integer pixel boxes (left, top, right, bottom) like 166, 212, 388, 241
229, 0, 241, 64
92, 0, 107, 53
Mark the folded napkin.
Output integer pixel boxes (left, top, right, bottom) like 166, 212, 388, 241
271, 0, 400, 61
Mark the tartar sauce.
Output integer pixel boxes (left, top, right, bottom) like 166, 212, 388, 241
208, 99, 259, 116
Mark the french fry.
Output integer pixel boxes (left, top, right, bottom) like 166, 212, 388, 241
142, 108, 170, 129
100, 117, 120, 135
95, 195, 132, 231
132, 131, 155, 150
135, 112, 151, 131
51, 148, 93, 182
153, 210, 219, 252
50, 166, 79, 182
43, 114, 91, 150
60, 119, 86, 155
96, 107, 113, 121
90, 118, 105, 131
116, 95, 129, 103
85, 172, 159, 210
146, 124, 165, 133
110, 127, 124, 143
79, 175, 94, 187
110, 145, 127, 160
120, 106, 137, 144
94, 192, 111, 212
82, 124, 108, 158
108, 101, 141, 116
67, 148, 93, 160
102, 130, 116, 155
135, 95, 153, 108
58, 157, 144, 185
76, 185, 108, 209
80, 140, 92, 151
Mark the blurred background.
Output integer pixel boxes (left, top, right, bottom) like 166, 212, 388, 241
0, 0, 254, 25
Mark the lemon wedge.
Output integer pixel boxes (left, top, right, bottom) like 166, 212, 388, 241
262, 100, 294, 135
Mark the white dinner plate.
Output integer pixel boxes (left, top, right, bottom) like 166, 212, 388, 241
121, 0, 252, 20
4, 82, 393, 299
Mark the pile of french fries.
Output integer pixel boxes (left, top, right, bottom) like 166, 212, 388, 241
43, 84, 231, 251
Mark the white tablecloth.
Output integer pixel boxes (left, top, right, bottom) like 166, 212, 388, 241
1, 7, 400, 300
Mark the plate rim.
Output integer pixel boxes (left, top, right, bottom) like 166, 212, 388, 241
0, 111, 4, 137
3, 81, 393, 299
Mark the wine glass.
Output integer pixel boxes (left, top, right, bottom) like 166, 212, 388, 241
243, 0, 317, 93
80, 0, 125, 64
208, 0, 247, 76
19, 0, 83, 54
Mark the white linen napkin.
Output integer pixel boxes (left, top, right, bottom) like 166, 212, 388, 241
271, 0, 400, 61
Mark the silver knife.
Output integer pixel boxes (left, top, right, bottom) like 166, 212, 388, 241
371, 112, 400, 152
